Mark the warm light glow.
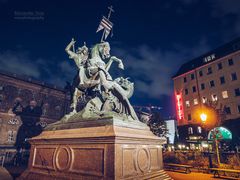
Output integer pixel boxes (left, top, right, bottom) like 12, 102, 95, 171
200, 113, 207, 123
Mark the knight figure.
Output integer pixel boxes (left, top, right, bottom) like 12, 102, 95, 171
64, 38, 139, 121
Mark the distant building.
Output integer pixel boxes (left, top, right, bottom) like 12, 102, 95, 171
164, 118, 177, 144
0, 70, 70, 151
173, 37, 240, 126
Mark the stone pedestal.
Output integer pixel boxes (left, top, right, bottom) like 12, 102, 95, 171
19, 117, 171, 180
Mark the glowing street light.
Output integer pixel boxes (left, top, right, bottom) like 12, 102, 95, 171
200, 113, 207, 123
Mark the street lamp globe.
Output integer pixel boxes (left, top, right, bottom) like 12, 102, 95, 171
200, 113, 207, 123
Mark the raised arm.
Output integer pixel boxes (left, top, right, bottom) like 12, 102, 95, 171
65, 38, 78, 59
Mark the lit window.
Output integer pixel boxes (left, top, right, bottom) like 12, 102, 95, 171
197, 126, 202, 134
193, 98, 198, 105
202, 97, 207, 103
8, 118, 19, 125
211, 94, 218, 101
186, 101, 190, 108
222, 91, 228, 99
188, 127, 193, 134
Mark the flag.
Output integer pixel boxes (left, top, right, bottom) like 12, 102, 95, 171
96, 16, 113, 40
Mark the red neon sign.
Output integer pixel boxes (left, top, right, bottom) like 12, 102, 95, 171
176, 93, 183, 120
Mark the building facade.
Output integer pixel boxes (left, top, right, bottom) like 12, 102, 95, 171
173, 38, 240, 127
0, 70, 70, 150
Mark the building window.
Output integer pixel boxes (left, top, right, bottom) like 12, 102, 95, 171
201, 83, 205, 90
228, 58, 234, 66
192, 86, 196, 93
193, 98, 198, 105
224, 106, 231, 114
202, 97, 207, 103
222, 91, 228, 99
197, 126, 202, 134
7, 130, 15, 142
0, 95, 4, 104
211, 94, 218, 101
191, 74, 195, 80
185, 101, 190, 108
231, 72, 237, 81
39, 121, 47, 128
235, 88, 240, 96
185, 89, 188, 95
207, 67, 212, 74
238, 105, 240, 113
8, 118, 19, 125
210, 80, 215, 87
220, 76, 225, 84
184, 77, 187, 83
43, 103, 49, 116
217, 63, 223, 70
199, 71, 203, 77
188, 114, 191, 121
188, 127, 193, 134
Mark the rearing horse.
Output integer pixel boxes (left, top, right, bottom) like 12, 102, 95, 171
70, 42, 124, 113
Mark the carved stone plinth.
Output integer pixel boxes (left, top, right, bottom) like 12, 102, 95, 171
19, 117, 171, 180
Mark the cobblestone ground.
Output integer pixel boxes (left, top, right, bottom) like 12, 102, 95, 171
166, 171, 239, 180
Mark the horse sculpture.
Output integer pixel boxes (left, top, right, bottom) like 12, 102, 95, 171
65, 39, 138, 121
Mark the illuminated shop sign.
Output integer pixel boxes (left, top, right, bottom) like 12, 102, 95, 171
176, 93, 183, 120
203, 54, 215, 63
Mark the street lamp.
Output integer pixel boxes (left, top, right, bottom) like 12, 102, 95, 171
199, 112, 221, 166
200, 113, 207, 123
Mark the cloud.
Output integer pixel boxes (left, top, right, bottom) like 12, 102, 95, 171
0, 38, 210, 100
210, 0, 240, 37
0, 51, 40, 77
112, 38, 210, 99
0, 50, 76, 88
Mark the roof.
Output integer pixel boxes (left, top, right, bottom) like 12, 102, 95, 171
173, 37, 240, 78
0, 70, 66, 92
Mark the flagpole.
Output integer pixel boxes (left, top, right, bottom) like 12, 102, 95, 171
97, 6, 114, 42
101, 29, 106, 42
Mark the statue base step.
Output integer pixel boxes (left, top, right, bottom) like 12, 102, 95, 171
19, 117, 171, 180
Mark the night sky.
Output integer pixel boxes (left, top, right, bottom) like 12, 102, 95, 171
0, 0, 240, 118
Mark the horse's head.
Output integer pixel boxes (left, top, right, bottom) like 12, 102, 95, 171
98, 42, 110, 59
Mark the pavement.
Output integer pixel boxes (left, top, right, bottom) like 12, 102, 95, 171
1, 166, 240, 180
166, 171, 240, 180
0, 167, 12, 180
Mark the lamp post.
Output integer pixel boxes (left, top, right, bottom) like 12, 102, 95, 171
200, 112, 221, 166
200, 113, 212, 167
